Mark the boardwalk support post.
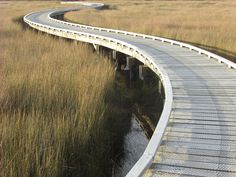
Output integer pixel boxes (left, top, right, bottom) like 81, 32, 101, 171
112, 50, 117, 60
124, 56, 135, 82
139, 64, 148, 80
158, 80, 162, 94
124, 56, 135, 71
115, 57, 122, 71
93, 43, 99, 53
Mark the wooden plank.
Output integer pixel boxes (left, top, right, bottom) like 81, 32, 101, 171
166, 127, 236, 136
157, 152, 236, 165
153, 159, 236, 172
163, 136, 236, 146
167, 123, 236, 131
148, 164, 236, 177
159, 145, 236, 158
161, 140, 236, 151
169, 119, 236, 127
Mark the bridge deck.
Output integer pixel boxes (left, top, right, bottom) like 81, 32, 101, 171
25, 7, 236, 177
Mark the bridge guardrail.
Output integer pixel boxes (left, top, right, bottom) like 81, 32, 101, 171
48, 7, 236, 69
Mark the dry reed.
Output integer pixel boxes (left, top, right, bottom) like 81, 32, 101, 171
65, 0, 236, 62
0, 2, 122, 177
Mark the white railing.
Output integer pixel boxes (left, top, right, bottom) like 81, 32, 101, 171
48, 7, 236, 69
23, 3, 235, 177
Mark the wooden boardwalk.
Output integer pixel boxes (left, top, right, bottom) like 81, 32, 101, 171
24, 4, 236, 177
143, 51, 236, 176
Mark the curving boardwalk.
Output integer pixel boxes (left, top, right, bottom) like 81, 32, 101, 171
24, 3, 236, 177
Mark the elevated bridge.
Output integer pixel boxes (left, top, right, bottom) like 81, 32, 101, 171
24, 3, 236, 177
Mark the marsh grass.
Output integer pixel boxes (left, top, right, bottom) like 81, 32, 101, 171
0, 2, 132, 177
65, 0, 236, 62
1, 29, 114, 177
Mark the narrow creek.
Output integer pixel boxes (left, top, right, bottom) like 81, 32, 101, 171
112, 62, 164, 177
114, 116, 149, 177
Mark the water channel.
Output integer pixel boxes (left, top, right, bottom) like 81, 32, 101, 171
113, 66, 164, 177
114, 116, 149, 177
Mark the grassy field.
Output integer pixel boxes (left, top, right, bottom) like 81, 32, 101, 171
65, 0, 236, 62
0, 1, 132, 177
2, 0, 235, 176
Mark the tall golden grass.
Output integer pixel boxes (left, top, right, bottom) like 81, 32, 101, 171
0, 2, 130, 177
65, 0, 236, 62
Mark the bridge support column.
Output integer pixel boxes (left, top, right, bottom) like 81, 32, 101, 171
139, 65, 148, 80
124, 57, 135, 82
112, 50, 117, 60
158, 80, 162, 94
124, 56, 134, 71
114, 57, 122, 71
93, 43, 100, 53
112, 50, 120, 70
113, 50, 128, 71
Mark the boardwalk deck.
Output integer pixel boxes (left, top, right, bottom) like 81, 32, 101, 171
24, 5, 236, 177
143, 50, 236, 176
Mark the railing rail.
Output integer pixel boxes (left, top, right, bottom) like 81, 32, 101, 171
23, 3, 235, 177
48, 7, 236, 69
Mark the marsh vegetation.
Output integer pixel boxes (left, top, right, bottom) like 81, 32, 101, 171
1, 0, 234, 176
65, 0, 236, 62
0, 2, 163, 177
0, 2, 132, 177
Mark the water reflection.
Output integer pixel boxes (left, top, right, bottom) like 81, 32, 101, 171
114, 115, 149, 177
